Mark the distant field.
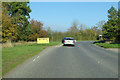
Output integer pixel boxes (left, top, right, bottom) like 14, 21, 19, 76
93, 41, 120, 48
2, 41, 61, 75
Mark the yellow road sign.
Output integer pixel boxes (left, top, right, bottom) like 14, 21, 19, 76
37, 38, 49, 44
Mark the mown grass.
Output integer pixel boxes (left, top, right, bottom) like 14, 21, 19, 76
2, 41, 61, 75
93, 41, 120, 48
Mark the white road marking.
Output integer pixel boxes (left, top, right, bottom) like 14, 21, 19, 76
37, 56, 39, 58
33, 55, 44, 62
33, 59, 36, 61
97, 61, 100, 64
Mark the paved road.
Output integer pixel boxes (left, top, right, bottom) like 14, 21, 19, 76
4, 41, 118, 78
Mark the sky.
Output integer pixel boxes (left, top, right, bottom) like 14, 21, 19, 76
29, 2, 118, 32
29, 0, 119, 2
118, 1, 120, 9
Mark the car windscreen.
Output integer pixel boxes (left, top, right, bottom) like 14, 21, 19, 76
65, 38, 74, 40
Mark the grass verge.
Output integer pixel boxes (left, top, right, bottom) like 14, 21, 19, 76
2, 41, 61, 75
93, 41, 120, 48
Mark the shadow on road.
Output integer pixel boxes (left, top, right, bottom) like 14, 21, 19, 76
63, 44, 75, 47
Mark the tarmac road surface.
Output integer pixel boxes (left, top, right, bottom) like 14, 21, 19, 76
4, 41, 118, 78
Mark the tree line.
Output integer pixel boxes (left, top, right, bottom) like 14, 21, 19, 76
102, 6, 120, 43
2, 2, 119, 43
45, 21, 104, 41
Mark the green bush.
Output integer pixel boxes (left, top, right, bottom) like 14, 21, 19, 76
95, 43, 120, 48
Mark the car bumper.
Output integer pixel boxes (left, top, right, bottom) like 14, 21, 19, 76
64, 43, 75, 45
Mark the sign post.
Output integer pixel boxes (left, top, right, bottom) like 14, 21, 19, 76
37, 38, 49, 44
99, 35, 102, 40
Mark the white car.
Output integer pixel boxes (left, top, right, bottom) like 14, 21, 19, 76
62, 37, 75, 46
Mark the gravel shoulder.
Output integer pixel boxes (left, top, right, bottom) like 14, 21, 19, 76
106, 48, 120, 53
